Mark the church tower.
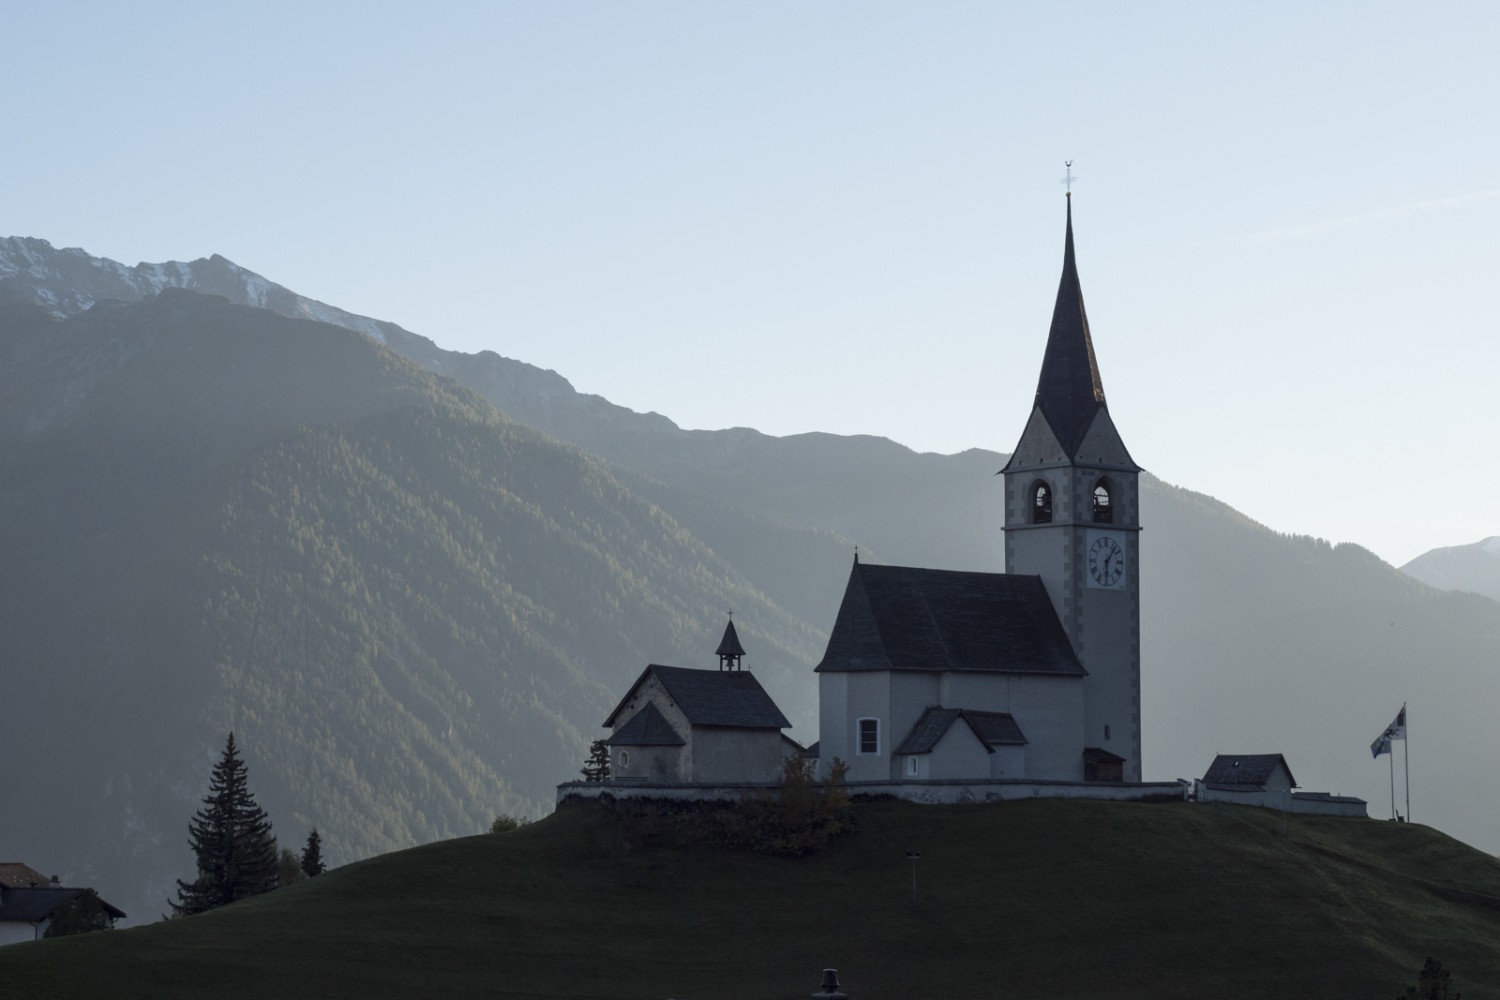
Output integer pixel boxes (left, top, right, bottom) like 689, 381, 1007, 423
1002, 193, 1142, 780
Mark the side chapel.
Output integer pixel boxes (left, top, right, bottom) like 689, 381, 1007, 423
815, 192, 1143, 784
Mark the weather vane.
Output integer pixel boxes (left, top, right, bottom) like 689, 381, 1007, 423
1060, 160, 1077, 195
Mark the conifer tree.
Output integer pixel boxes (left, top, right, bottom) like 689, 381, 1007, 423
170, 732, 279, 916
580, 739, 611, 782
300, 828, 326, 877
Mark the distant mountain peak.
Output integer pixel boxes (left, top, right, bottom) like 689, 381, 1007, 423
1400, 535, 1500, 601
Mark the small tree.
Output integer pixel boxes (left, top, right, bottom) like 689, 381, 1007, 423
170, 732, 280, 916
580, 739, 611, 782
277, 848, 305, 887
42, 889, 111, 938
300, 828, 326, 877
1397, 957, 1462, 1000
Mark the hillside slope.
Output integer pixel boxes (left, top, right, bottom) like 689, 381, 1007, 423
1, 800, 1497, 999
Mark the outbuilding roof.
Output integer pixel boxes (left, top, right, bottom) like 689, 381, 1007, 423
896, 707, 1029, 755
1202, 754, 1297, 788
815, 561, 1085, 676
603, 665, 791, 730
604, 702, 686, 747
0, 887, 126, 923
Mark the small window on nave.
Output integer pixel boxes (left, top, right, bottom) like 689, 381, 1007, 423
1031, 481, 1053, 524
1093, 480, 1113, 524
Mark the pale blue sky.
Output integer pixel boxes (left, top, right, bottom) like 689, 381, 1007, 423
6, 1, 1496, 566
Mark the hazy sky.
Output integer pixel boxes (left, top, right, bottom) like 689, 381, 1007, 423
7, 2, 1496, 567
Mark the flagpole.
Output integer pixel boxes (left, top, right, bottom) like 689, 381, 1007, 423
1388, 750, 1395, 820
1403, 705, 1410, 823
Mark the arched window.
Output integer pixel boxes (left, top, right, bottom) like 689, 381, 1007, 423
1031, 481, 1053, 524
1092, 479, 1113, 524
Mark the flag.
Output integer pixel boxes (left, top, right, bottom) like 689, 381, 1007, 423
1370, 704, 1407, 759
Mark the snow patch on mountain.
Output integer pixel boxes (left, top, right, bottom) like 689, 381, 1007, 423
0, 236, 388, 346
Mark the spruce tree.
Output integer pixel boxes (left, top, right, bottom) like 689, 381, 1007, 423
170, 732, 279, 916
580, 739, 611, 782
300, 828, 326, 877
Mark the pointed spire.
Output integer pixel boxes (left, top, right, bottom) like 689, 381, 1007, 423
716, 614, 746, 671
1033, 193, 1107, 456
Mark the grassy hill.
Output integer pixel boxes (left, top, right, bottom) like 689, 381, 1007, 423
3, 799, 1498, 999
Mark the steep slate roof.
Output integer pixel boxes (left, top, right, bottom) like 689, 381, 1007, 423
603, 665, 791, 730
896, 707, 1028, 755
0, 887, 127, 923
814, 561, 1085, 676
1202, 754, 1297, 788
1033, 195, 1108, 457
715, 619, 746, 658
604, 702, 686, 747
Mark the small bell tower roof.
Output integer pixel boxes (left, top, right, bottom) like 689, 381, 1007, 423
716, 615, 746, 671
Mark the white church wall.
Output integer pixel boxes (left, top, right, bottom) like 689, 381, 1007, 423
989, 743, 1026, 779
817, 671, 848, 779
939, 673, 1085, 781
926, 721, 992, 780
840, 671, 892, 782
691, 727, 785, 783
612, 744, 687, 782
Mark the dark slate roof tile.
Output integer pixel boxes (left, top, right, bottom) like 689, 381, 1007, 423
1035, 196, 1107, 458
896, 707, 1029, 754
604, 702, 686, 747
0, 887, 126, 922
1202, 753, 1296, 787
815, 562, 1084, 676
603, 665, 791, 730
715, 619, 746, 658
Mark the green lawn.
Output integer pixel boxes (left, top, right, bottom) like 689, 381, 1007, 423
4, 799, 1497, 999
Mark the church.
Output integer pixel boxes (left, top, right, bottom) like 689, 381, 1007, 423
813, 191, 1141, 785
587, 193, 1145, 792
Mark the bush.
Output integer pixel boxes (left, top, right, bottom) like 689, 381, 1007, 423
490, 814, 529, 834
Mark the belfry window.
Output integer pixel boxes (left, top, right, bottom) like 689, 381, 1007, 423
1092, 480, 1113, 524
1031, 481, 1053, 524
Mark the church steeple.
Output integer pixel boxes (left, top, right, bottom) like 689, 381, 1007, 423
716, 615, 746, 671
1033, 194, 1107, 458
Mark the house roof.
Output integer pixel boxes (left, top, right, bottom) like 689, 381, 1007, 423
0, 863, 50, 889
604, 702, 686, 747
814, 561, 1085, 676
603, 665, 792, 730
896, 707, 1028, 755
800, 739, 820, 759
1033, 195, 1107, 458
1083, 746, 1126, 765
1202, 754, 1297, 788
0, 887, 126, 923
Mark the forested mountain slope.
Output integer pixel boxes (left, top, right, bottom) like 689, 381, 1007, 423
0, 291, 821, 922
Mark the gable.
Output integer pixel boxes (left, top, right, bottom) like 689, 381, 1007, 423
604, 664, 791, 730
815, 562, 1084, 676
1073, 408, 1139, 470
1002, 406, 1066, 472
605, 702, 686, 747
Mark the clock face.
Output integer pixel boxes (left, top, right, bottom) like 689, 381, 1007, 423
1087, 533, 1126, 588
